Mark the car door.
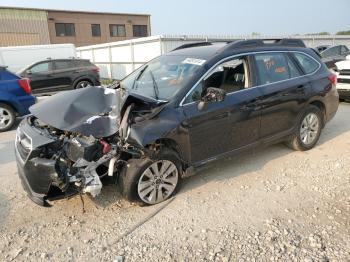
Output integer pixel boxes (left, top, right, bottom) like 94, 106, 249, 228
253, 52, 313, 139
24, 61, 53, 93
181, 56, 262, 164
52, 60, 75, 91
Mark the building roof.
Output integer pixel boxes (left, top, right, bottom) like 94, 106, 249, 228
0, 6, 150, 17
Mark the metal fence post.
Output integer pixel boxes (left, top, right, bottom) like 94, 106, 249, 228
108, 45, 113, 79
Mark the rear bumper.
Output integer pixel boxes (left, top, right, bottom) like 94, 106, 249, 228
16, 95, 36, 116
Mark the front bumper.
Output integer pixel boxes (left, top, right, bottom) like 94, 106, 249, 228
15, 118, 77, 206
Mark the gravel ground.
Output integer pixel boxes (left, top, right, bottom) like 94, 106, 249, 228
0, 103, 349, 262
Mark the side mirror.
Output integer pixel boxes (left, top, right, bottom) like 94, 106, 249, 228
26, 69, 32, 75
197, 87, 226, 111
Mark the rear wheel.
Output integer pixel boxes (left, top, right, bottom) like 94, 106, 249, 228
118, 148, 181, 205
75, 80, 92, 89
286, 105, 323, 151
0, 103, 15, 132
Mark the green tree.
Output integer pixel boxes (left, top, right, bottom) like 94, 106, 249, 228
306, 32, 330, 36
336, 30, 350, 35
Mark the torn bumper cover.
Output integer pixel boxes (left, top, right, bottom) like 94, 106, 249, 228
15, 120, 115, 206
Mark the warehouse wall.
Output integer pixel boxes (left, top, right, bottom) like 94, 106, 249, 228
0, 8, 50, 47
47, 11, 150, 47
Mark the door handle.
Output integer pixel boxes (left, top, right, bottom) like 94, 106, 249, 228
240, 98, 262, 111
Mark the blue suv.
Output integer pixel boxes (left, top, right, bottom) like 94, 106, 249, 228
0, 66, 35, 132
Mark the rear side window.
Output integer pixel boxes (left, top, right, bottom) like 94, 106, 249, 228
341, 45, 349, 54
54, 61, 73, 70
74, 60, 92, 67
254, 53, 299, 85
321, 46, 340, 58
293, 53, 319, 74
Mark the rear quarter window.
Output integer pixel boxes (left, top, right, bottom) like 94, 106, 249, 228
293, 53, 320, 74
75, 60, 92, 67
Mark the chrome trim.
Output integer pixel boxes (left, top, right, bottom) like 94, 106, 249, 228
179, 50, 321, 107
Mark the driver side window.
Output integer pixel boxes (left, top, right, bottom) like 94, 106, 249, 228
184, 57, 250, 104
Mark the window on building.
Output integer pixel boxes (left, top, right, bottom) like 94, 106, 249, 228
109, 24, 126, 37
133, 25, 148, 37
91, 24, 101, 37
55, 23, 75, 37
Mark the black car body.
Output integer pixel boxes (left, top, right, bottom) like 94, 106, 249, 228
320, 45, 350, 69
315, 45, 330, 53
15, 39, 339, 206
18, 59, 100, 95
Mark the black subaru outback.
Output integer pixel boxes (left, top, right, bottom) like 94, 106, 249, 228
15, 39, 339, 206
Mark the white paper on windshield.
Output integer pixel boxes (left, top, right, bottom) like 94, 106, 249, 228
182, 58, 206, 66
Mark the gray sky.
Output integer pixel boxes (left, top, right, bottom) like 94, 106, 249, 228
0, 0, 349, 35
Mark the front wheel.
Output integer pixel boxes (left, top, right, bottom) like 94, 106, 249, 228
117, 148, 181, 205
286, 105, 323, 151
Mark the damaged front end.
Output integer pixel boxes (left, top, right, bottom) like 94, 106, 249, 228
15, 86, 164, 206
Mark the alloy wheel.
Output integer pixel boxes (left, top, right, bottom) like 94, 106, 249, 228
0, 107, 13, 129
77, 81, 90, 89
300, 113, 320, 146
137, 160, 178, 204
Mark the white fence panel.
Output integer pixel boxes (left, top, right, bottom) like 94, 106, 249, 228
133, 41, 161, 62
111, 45, 132, 62
77, 35, 350, 80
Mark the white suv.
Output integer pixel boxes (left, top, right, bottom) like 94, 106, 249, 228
335, 56, 350, 101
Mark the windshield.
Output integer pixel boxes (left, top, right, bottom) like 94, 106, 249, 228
121, 55, 204, 101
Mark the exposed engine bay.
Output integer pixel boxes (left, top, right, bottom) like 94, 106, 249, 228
15, 86, 168, 206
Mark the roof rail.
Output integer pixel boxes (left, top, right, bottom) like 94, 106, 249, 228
172, 42, 212, 51
223, 38, 306, 51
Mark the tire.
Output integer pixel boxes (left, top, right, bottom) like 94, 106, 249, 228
117, 148, 182, 205
0, 103, 16, 132
286, 105, 323, 151
75, 80, 92, 89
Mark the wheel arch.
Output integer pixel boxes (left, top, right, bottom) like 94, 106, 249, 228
151, 138, 188, 171
0, 100, 18, 114
308, 100, 326, 126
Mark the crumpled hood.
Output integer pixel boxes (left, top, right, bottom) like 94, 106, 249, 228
30, 86, 121, 138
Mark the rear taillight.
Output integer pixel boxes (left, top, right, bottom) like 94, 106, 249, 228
17, 78, 31, 94
328, 73, 337, 86
92, 66, 100, 73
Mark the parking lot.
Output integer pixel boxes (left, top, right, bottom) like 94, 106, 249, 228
0, 103, 349, 261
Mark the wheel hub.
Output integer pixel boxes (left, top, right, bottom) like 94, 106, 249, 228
300, 113, 319, 146
137, 160, 179, 204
